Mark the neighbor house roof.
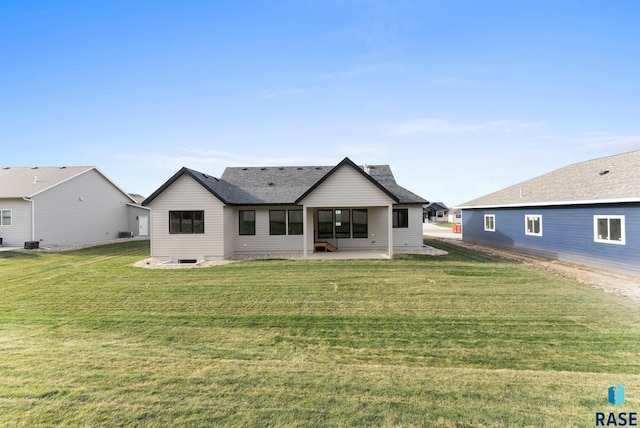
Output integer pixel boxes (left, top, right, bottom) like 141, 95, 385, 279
0, 166, 138, 202
143, 157, 428, 206
425, 202, 449, 211
458, 150, 640, 208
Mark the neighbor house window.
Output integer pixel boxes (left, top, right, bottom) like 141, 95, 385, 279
269, 210, 286, 235
0, 209, 11, 226
484, 214, 495, 232
239, 210, 255, 235
288, 210, 303, 235
594, 215, 625, 245
169, 211, 204, 234
525, 215, 542, 236
353, 209, 368, 238
317, 209, 334, 239
335, 209, 351, 238
393, 209, 408, 228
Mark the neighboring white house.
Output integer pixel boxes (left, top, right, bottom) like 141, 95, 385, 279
0, 166, 149, 248
142, 157, 429, 261
448, 208, 462, 224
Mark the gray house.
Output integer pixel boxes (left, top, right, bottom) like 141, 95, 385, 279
143, 157, 428, 262
425, 202, 449, 223
458, 150, 640, 274
0, 166, 149, 248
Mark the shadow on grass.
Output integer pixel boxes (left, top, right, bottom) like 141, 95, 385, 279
419, 239, 509, 264
0, 251, 41, 260
63, 240, 150, 257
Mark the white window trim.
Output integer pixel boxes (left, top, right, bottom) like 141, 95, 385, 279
484, 214, 495, 232
593, 215, 626, 245
525, 214, 542, 236
0, 209, 11, 226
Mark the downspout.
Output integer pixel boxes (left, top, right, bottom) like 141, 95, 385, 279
22, 197, 35, 241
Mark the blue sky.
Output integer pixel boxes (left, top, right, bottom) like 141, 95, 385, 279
2, 1, 639, 205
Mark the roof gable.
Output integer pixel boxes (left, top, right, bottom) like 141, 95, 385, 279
459, 150, 640, 208
295, 157, 399, 204
142, 167, 234, 206
0, 166, 137, 203
0, 166, 91, 198
426, 202, 449, 211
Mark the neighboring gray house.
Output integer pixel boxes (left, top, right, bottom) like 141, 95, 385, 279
458, 150, 640, 274
425, 202, 449, 223
0, 166, 149, 248
142, 157, 428, 261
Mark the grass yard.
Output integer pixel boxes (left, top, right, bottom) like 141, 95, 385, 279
1, 240, 639, 427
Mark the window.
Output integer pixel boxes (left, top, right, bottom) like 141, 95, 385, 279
169, 211, 204, 234
393, 209, 408, 228
239, 210, 255, 235
594, 215, 625, 245
288, 210, 303, 235
335, 209, 350, 238
484, 214, 495, 232
353, 209, 368, 238
318, 209, 334, 239
269, 210, 286, 235
525, 215, 542, 236
0, 209, 11, 226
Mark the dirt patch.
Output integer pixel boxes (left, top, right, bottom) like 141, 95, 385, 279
436, 238, 640, 303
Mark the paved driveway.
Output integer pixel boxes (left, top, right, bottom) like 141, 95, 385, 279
422, 222, 462, 240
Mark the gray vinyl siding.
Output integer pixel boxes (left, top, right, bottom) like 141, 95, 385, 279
147, 174, 225, 261
32, 169, 132, 246
393, 205, 424, 249
300, 165, 396, 207
233, 206, 304, 254
462, 204, 640, 274
127, 205, 150, 236
0, 198, 32, 246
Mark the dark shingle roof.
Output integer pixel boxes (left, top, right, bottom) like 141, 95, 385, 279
426, 202, 449, 211
458, 150, 640, 208
143, 157, 427, 206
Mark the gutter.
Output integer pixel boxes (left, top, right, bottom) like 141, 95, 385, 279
457, 197, 640, 210
22, 197, 35, 240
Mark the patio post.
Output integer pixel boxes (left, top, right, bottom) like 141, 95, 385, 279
388, 204, 393, 259
303, 205, 308, 259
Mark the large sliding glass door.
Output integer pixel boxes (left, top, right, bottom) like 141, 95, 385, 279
316, 208, 368, 240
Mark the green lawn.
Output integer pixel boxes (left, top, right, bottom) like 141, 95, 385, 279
1, 240, 638, 427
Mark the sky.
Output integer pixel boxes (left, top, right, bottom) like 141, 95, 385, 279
2, 0, 640, 206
